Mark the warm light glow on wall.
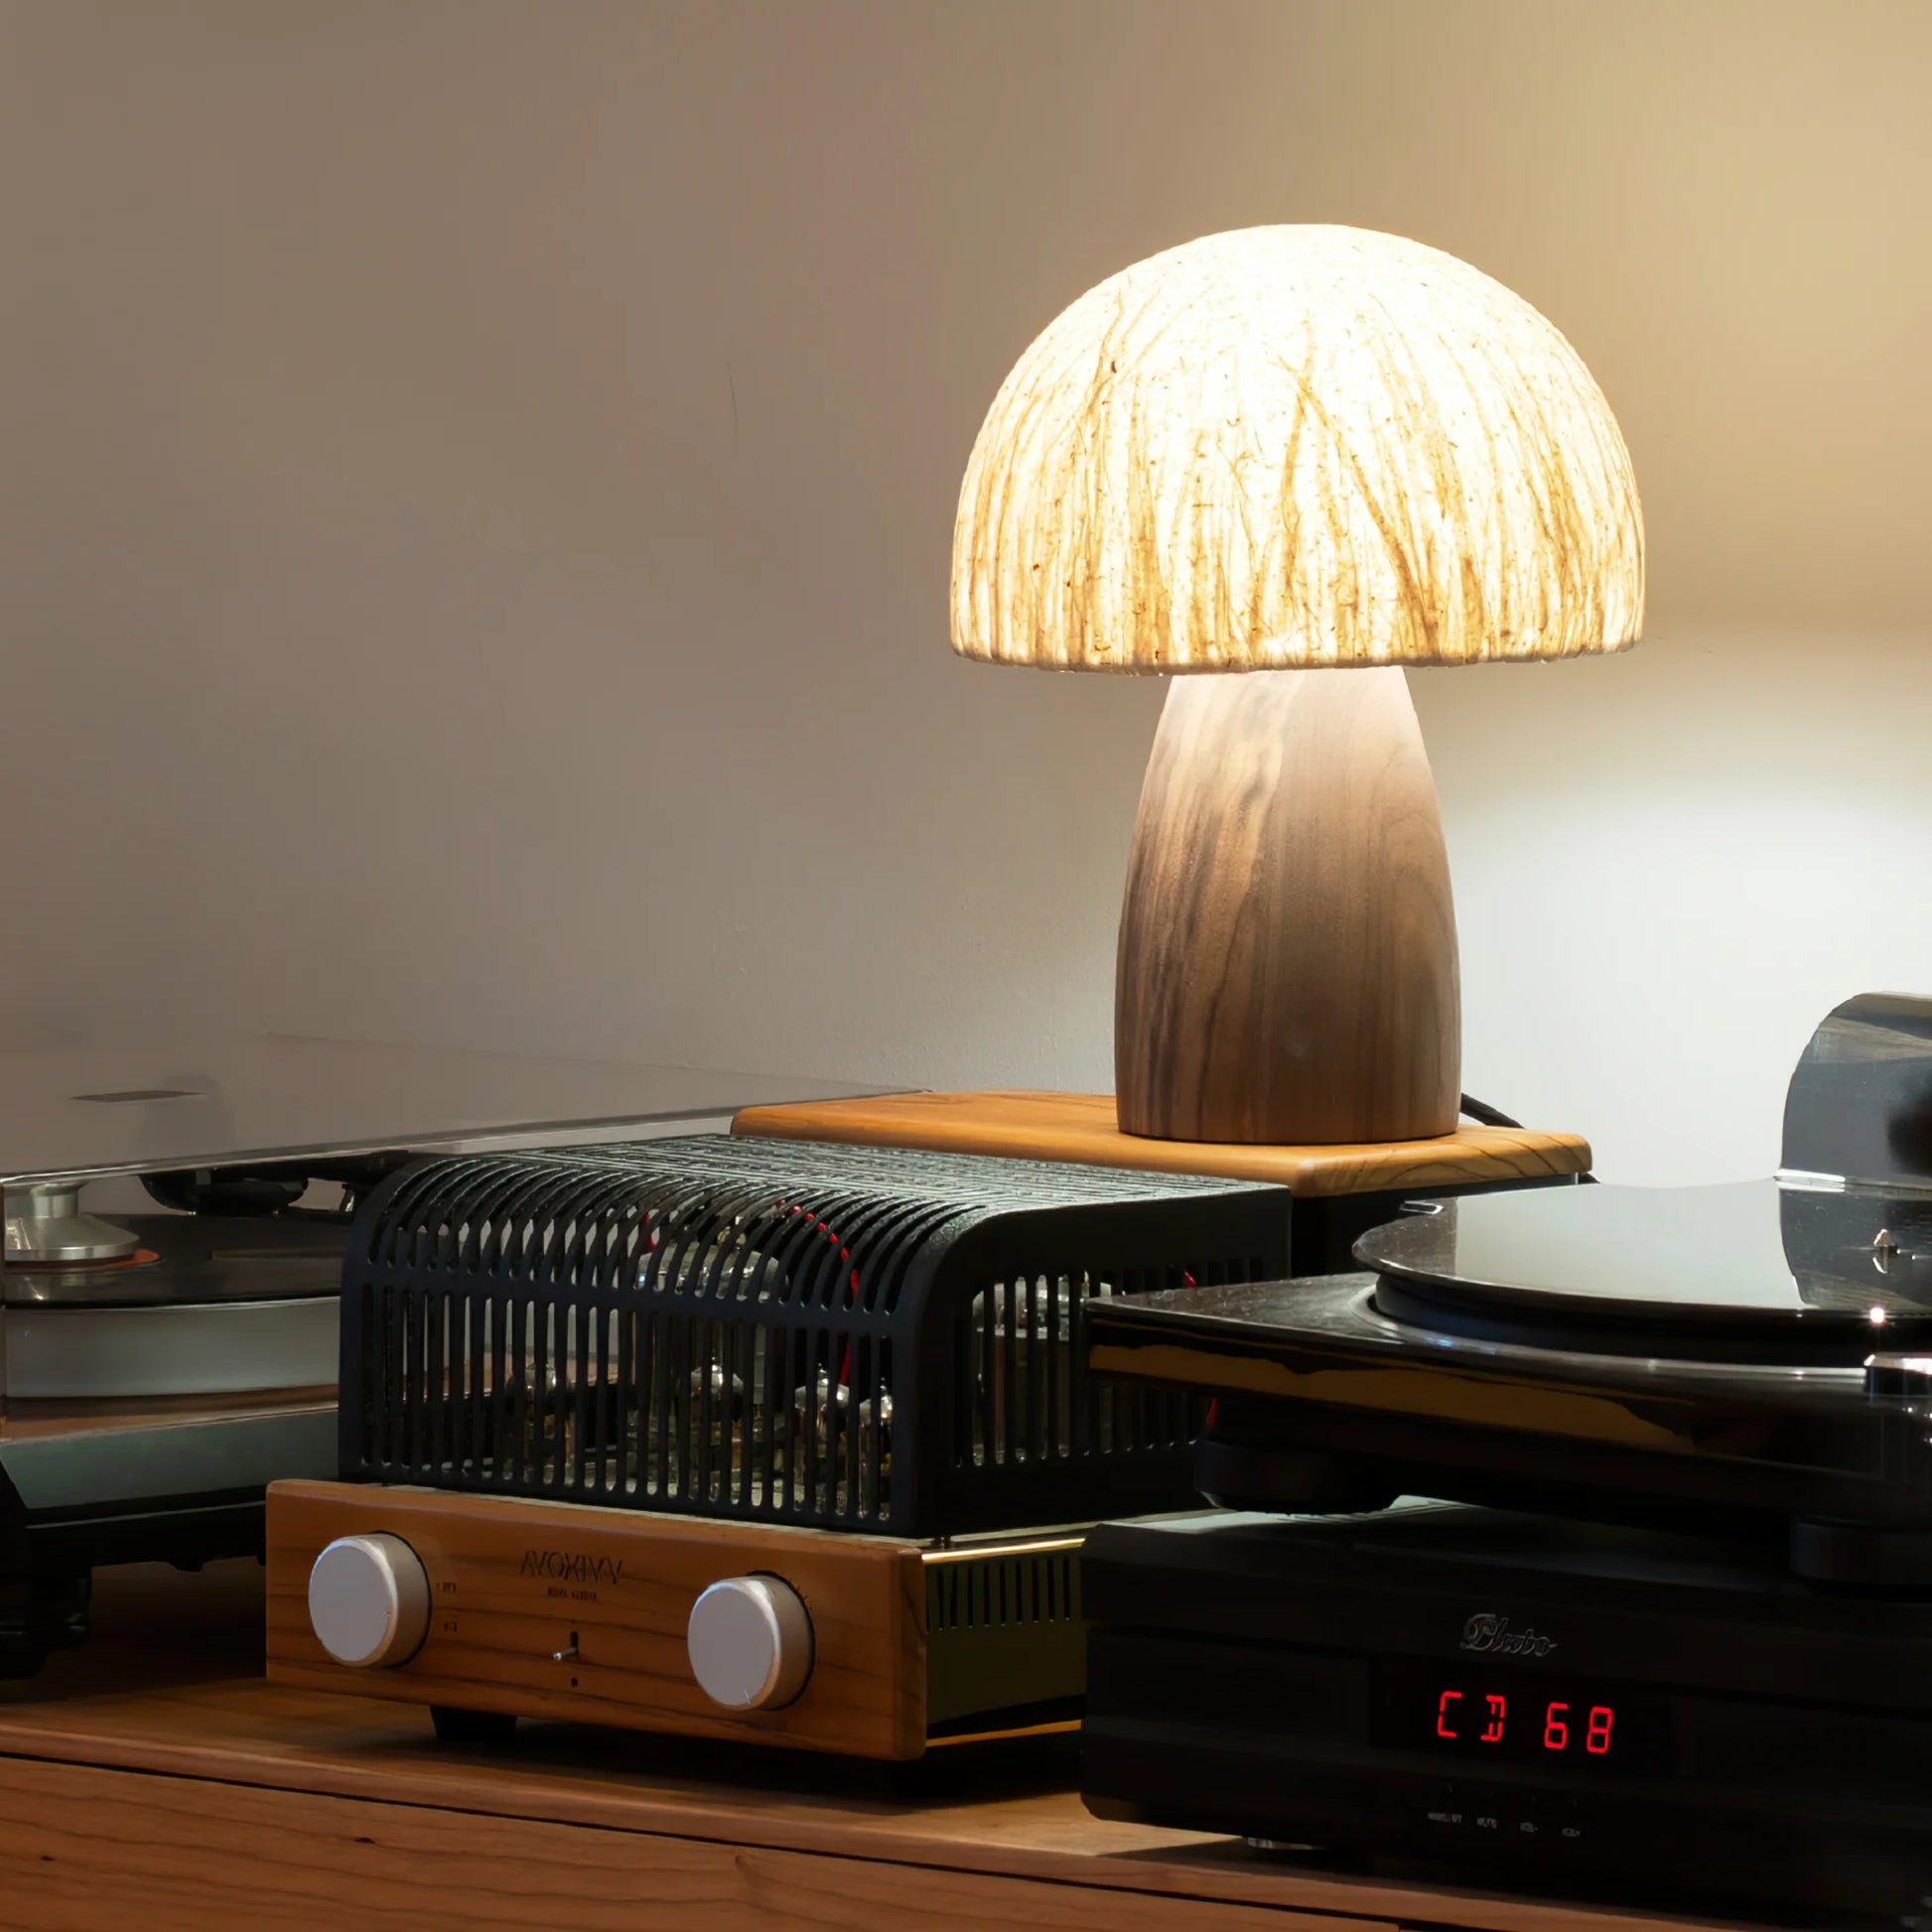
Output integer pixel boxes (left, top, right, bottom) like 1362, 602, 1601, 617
952, 225, 1644, 673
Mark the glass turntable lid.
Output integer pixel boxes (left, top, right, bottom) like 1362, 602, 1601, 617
0, 1035, 882, 1184
1356, 1178, 1932, 1361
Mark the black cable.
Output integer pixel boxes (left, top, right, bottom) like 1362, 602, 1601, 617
1457, 1092, 1523, 1130
1458, 1091, 1600, 1183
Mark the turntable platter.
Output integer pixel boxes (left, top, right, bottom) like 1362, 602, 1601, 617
1, 1213, 343, 1398
3, 1214, 342, 1309
1357, 1178, 1932, 1363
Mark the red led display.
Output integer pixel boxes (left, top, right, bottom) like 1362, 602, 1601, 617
1377, 1663, 1666, 1776
1434, 1690, 1617, 1754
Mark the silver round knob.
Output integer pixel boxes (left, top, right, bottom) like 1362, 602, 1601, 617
686, 1575, 814, 1711
309, 1533, 432, 1668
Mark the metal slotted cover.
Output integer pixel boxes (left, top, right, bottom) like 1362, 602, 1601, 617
341, 1135, 1289, 1535
359, 1136, 1269, 1305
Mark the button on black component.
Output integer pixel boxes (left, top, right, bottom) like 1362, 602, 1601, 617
1545, 1795, 1586, 1847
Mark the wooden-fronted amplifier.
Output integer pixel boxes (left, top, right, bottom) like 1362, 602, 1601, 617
267, 1135, 1290, 1754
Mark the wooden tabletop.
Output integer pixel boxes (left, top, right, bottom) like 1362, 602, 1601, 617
732, 1089, 1591, 1197
0, 1559, 1744, 1932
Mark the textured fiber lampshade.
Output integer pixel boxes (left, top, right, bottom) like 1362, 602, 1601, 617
952, 225, 1643, 1145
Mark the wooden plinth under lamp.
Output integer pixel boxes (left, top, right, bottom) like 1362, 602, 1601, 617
951, 225, 1645, 1146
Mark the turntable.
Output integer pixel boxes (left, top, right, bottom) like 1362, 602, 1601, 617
0, 1035, 871, 1675
1086, 991, 1932, 1584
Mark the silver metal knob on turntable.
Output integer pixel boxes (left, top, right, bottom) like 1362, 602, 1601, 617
3, 1181, 139, 1265
686, 1576, 814, 1711
308, 1534, 432, 1668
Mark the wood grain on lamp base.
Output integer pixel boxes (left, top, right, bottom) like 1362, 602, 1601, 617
266, 1480, 927, 1760
1117, 666, 1460, 1146
731, 1090, 1589, 1197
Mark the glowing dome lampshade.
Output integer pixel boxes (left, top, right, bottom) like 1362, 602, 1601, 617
951, 226, 1643, 1145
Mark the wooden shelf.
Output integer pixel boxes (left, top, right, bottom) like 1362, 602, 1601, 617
732, 1089, 1590, 1197
0, 1560, 1744, 1931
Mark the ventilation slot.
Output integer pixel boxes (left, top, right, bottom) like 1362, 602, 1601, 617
927, 1549, 1082, 1632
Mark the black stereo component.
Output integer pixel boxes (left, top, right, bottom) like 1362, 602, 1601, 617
338, 1135, 1291, 1536
1083, 1504, 1932, 1919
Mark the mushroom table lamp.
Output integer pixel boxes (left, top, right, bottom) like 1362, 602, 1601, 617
951, 225, 1644, 1146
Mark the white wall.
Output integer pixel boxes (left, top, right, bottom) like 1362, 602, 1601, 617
4, 0, 1929, 1186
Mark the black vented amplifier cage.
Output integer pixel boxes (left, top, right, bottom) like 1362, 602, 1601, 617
339, 1136, 1289, 1538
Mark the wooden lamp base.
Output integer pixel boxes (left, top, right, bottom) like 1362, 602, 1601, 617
1115, 667, 1460, 1146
